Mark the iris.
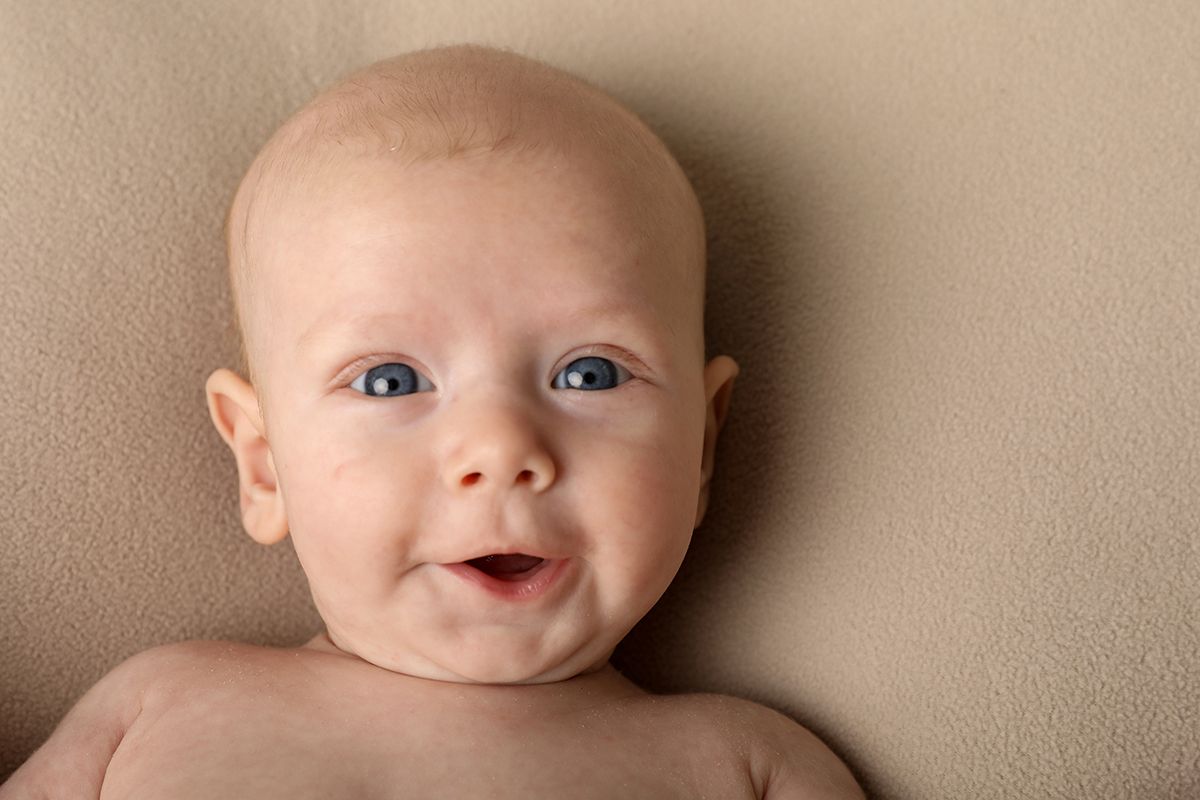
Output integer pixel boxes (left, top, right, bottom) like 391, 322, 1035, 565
552, 356, 621, 391
363, 363, 420, 396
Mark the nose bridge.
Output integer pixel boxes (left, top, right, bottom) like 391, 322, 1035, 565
439, 384, 556, 493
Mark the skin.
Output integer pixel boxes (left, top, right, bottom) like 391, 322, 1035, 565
4, 639, 864, 798
204, 143, 740, 686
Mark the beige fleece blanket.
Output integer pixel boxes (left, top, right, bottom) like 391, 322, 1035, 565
2, 2, 1197, 797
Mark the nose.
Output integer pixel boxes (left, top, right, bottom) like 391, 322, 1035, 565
440, 399, 557, 493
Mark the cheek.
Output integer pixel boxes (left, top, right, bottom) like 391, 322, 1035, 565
271, 423, 429, 581
585, 402, 705, 577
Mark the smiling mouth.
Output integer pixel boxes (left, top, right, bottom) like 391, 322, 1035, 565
445, 555, 571, 601
464, 553, 546, 581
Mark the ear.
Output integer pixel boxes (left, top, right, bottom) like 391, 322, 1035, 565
205, 368, 289, 545
695, 355, 739, 528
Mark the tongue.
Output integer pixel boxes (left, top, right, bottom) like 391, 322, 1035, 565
467, 554, 544, 577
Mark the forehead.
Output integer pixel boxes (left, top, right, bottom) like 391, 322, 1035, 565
260, 151, 694, 351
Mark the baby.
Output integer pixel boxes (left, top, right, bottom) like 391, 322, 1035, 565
2, 44, 863, 799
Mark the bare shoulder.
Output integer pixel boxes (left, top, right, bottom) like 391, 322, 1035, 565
0, 640, 231, 798
130, 638, 278, 686
77, 638, 264, 704
676, 693, 865, 800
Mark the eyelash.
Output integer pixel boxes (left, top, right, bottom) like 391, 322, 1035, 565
337, 347, 643, 394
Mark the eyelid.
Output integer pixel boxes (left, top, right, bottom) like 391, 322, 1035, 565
331, 354, 431, 391
556, 344, 650, 381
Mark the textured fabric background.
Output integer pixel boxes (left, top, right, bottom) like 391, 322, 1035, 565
2, 1, 1198, 797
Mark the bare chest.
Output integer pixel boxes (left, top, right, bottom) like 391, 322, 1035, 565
99, 670, 757, 800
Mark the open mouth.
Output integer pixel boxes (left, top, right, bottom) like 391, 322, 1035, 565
464, 553, 546, 582
445, 554, 571, 601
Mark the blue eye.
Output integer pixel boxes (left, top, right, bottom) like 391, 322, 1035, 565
552, 356, 630, 391
349, 363, 435, 397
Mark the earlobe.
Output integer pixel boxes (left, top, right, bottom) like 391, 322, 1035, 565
205, 368, 289, 545
695, 355, 739, 528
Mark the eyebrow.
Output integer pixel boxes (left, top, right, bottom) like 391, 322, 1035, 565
297, 300, 665, 356
298, 311, 417, 355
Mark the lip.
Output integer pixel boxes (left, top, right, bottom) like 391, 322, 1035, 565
442, 557, 573, 601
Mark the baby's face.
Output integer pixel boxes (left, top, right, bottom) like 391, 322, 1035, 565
240, 148, 729, 684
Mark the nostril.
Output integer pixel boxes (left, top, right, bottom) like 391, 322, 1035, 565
456, 469, 544, 489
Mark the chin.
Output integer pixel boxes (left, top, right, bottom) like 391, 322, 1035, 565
326, 608, 615, 684
444, 650, 565, 685
445, 634, 611, 685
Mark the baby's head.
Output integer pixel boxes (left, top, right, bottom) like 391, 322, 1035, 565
206, 44, 739, 685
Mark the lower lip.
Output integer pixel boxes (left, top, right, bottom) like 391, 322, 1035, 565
442, 558, 572, 601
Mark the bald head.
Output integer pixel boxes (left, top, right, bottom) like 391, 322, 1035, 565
224, 44, 706, 393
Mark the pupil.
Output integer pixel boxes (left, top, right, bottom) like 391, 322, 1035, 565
584, 371, 596, 384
